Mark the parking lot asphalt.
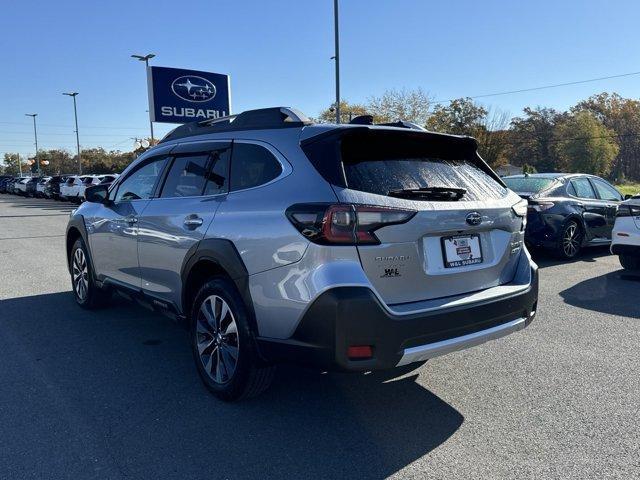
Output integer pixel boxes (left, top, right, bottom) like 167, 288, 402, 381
0, 194, 638, 480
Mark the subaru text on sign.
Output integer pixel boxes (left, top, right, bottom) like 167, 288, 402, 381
148, 66, 231, 124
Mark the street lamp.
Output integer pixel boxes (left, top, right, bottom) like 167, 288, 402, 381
25, 113, 39, 174
63, 92, 82, 174
131, 53, 156, 141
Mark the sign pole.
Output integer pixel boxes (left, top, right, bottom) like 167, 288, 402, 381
131, 53, 156, 142
145, 59, 155, 142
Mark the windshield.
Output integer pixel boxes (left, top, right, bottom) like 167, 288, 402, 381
503, 177, 555, 194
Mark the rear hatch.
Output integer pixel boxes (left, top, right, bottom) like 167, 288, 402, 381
302, 127, 525, 306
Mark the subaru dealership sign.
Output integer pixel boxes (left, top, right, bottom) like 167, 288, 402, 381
148, 66, 231, 124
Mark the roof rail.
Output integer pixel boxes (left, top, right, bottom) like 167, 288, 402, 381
159, 107, 312, 144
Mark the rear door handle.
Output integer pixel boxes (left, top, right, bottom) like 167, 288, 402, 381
184, 215, 204, 228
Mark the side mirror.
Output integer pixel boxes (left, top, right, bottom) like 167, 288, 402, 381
624, 194, 634, 200
85, 184, 110, 204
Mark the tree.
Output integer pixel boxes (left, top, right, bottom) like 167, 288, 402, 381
426, 98, 488, 135
426, 98, 509, 166
316, 100, 371, 124
367, 88, 432, 125
573, 92, 640, 181
506, 107, 567, 172
552, 111, 619, 177
1, 153, 30, 175
316, 88, 432, 125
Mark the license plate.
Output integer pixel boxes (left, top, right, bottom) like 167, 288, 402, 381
441, 234, 483, 268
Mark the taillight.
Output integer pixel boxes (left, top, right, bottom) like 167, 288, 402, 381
616, 205, 640, 217
529, 201, 555, 212
286, 203, 416, 245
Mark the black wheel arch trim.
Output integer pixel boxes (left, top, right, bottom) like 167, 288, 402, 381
65, 215, 96, 280
180, 238, 259, 338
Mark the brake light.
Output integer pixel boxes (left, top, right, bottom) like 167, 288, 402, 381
530, 202, 555, 212
286, 203, 416, 245
616, 205, 640, 217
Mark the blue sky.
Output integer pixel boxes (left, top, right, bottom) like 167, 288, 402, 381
2, 0, 640, 160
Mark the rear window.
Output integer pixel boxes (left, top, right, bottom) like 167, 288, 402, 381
343, 159, 505, 201
303, 129, 507, 201
503, 177, 555, 194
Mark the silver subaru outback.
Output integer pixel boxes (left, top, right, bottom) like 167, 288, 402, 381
66, 107, 538, 401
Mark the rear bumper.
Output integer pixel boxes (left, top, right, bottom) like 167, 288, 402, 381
257, 267, 538, 371
524, 212, 562, 248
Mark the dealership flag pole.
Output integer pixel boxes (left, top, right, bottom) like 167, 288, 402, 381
131, 53, 156, 142
333, 0, 341, 124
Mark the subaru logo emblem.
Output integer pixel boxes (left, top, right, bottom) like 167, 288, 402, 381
171, 76, 217, 103
466, 212, 482, 226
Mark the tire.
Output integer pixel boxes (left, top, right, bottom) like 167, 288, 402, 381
555, 219, 583, 259
619, 254, 640, 270
70, 238, 110, 309
190, 277, 275, 401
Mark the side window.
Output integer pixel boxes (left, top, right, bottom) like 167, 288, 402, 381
566, 182, 577, 196
591, 179, 622, 202
570, 178, 596, 199
114, 157, 169, 202
203, 146, 231, 195
160, 154, 210, 198
230, 143, 283, 191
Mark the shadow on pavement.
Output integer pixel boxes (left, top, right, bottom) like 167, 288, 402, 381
532, 245, 611, 269
0, 292, 463, 479
559, 269, 640, 319
0, 195, 76, 213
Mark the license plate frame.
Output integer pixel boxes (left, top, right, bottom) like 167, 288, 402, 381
441, 234, 483, 268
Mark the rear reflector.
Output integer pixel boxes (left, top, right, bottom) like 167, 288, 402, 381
347, 345, 373, 359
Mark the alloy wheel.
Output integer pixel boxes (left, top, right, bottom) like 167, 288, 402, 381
196, 295, 239, 384
562, 223, 580, 258
72, 248, 89, 300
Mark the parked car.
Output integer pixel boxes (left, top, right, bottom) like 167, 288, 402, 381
76, 175, 101, 201
14, 177, 30, 195
9, 177, 23, 195
3, 177, 17, 194
0, 176, 13, 193
98, 174, 118, 185
611, 196, 640, 270
66, 107, 538, 401
35, 177, 51, 198
25, 177, 40, 197
46, 175, 67, 200
503, 173, 624, 259
60, 175, 83, 202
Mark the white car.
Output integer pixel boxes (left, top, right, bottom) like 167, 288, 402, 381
36, 177, 51, 198
60, 176, 83, 202
14, 177, 30, 195
77, 175, 102, 201
611, 197, 640, 270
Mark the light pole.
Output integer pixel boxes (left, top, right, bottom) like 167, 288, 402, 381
131, 53, 156, 141
25, 114, 39, 174
63, 92, 82, 174
333, 0, 341, 124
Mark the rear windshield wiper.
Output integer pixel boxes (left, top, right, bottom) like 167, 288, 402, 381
387, 186, 467, 201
